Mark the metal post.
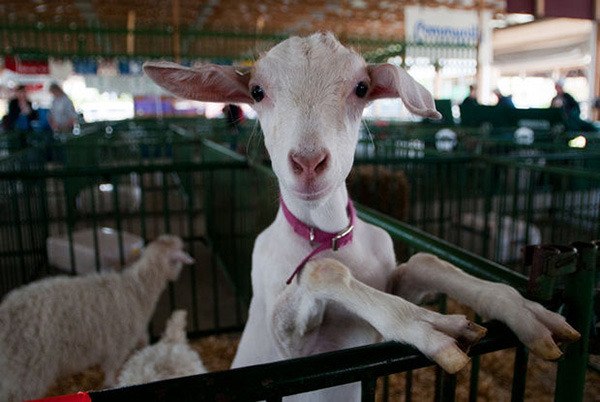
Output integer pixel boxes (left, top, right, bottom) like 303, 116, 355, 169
361, 377, 377, 402
555, 241, 597, 402
510, 345, 528, 402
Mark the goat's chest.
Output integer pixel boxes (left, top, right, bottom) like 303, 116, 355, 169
253, 220, 394, 291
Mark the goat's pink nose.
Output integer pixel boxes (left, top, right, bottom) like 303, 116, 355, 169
289, 150, 330, 177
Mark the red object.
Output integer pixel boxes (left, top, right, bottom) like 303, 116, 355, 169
5, 55, 50, 75
507, 0, 595, 19
25, 83, 45, 92
506, 0, 535, 14
26, 392, 91, 402
545, 0, 594, 20
281, 197, 356, 285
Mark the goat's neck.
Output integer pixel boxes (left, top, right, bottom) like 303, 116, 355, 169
280, 184, 350, 233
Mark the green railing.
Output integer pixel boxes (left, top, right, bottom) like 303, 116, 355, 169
90, 322, 523, 402
4, 118, 597, 276
350, 139, 600, 268
0, 126, 251, 335
1, 120, 597, 401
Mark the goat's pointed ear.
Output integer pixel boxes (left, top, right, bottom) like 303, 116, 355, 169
367, 64, 441, 119
143, 61, 253, 104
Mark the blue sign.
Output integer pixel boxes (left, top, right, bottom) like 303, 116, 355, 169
413, 20, 479, 45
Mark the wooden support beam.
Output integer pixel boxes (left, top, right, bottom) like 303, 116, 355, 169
126, 10, 136, 56
535, 0, 545, 17
476, 0, 485, 102
172, 0, 181, 62
594, 18, 600, 120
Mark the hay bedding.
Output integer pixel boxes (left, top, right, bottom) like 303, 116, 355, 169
47, 310, 600, 401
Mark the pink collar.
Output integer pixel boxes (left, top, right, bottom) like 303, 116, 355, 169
280, 197, 355, 285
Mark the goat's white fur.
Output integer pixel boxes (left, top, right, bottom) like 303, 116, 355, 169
117, 310, 207, 386
0, 235, 193, 402
144, 32, 579, 401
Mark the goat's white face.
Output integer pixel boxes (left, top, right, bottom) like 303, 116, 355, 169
143, 32, 440, 203
251, 34, 367, 201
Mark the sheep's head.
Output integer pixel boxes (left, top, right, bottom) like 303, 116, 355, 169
145, 235, 195, 281
144, 32, 440, 204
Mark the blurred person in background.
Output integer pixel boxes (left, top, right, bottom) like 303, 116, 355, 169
552, 79, 597, 132
2, 85, 38, 148
493, 88, 515, 108
48, 82, 78, 133
551, 79, 580, 120
460, 85, 478, 107
2, 85, 38, 131
222, 103, 244, 151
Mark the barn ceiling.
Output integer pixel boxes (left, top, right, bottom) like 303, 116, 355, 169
1, 0, 506, 40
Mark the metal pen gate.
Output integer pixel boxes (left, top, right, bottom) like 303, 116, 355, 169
0, 122, 255, 337
350, 132, 600, 270
0, 119, 596, 401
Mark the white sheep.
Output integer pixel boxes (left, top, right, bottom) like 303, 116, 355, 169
0, 235, 194, 402
117, 309, 207, 386
144, 32, 579, 401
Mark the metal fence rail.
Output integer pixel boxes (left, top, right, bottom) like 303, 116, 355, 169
47, 206, 597, 402
0, 127, 253, 336
0, 25, 476, 62
358, 122, 599, 156
1, 120, 597, 401
350, 148, 600, 269
90, 322, 522, 402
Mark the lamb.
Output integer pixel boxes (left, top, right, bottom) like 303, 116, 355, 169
144, 32, 580, 401
117, 309, 207, 386
0, 235, 193, 402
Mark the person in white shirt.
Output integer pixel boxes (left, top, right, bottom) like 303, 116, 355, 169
48, 82, 78, 133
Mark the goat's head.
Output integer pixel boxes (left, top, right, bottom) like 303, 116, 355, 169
144, 32, 440, 204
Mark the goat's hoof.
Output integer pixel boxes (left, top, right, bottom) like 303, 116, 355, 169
529, 336, 563, 361
429, 314, 487, 352
433, 345, 470, 374
457, 322, 487, 351
553, 324, 581, 344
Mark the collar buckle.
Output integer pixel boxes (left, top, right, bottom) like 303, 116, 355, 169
331, 224, 354, 251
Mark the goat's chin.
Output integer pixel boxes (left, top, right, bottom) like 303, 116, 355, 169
294, 189, 329, 201
287, 181, 334, 202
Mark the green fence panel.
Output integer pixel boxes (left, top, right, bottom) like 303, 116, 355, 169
1, 118, 596, 401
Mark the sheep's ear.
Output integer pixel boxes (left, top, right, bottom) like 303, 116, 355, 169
143, 61, 253, 104
367, 64, 441, 119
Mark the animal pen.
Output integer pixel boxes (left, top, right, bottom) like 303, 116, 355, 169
0, 119, 598, 401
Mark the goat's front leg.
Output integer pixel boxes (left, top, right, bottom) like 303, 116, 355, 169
272, 258, 487, 374
391, 253, 581, 360
271, 280, 327, 359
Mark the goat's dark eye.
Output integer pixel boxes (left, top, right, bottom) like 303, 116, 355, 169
355, 81, 368, 98
251, 85, 265, 102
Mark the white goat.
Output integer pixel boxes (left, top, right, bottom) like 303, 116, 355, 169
117, 309, 206, 386
0, 235, 193, 402
144, 32, 579, 401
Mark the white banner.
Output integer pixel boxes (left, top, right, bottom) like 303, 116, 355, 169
405, 6, 480, 45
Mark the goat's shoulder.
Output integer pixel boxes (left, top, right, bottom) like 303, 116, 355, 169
355, 218, 394, 255
351, 219, 396, 276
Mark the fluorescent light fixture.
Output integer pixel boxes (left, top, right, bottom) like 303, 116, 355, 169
99, 183, 114, 192
568, 135, 586, 148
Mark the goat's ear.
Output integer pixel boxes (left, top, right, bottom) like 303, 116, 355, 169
367, 64, 441, 119
143, 61, 253, 104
